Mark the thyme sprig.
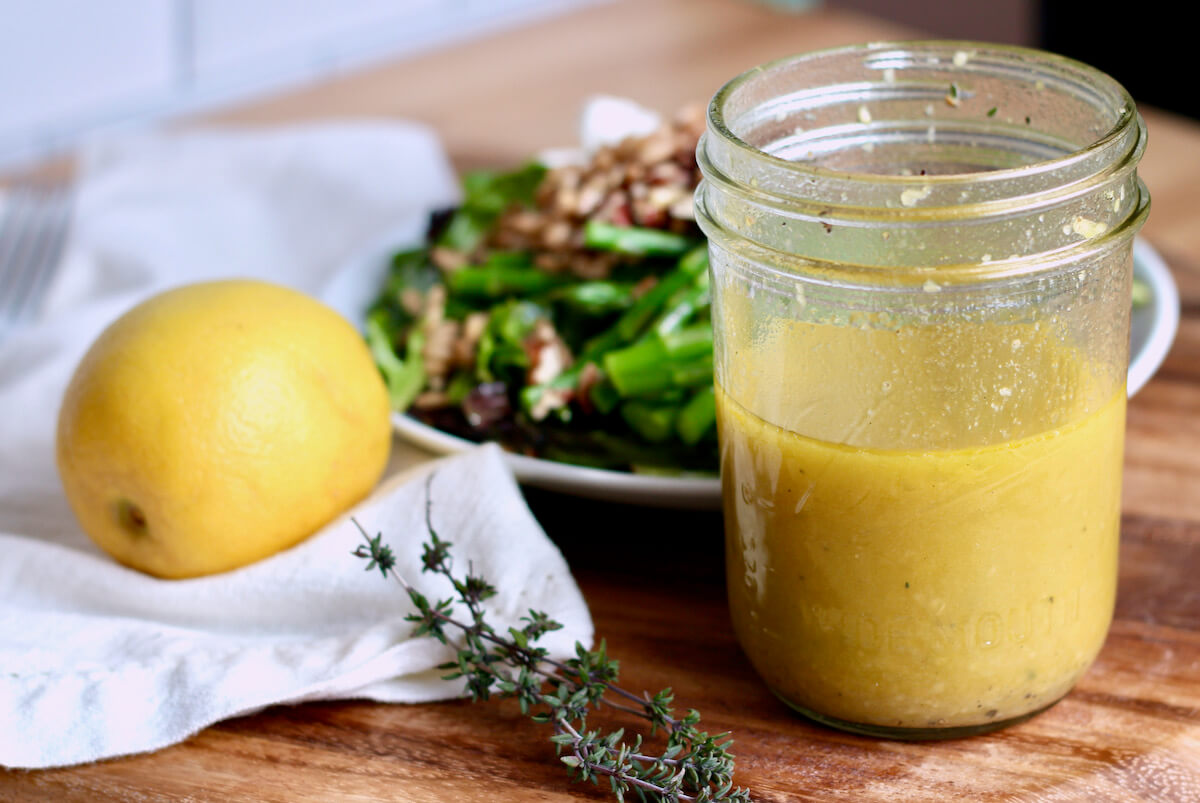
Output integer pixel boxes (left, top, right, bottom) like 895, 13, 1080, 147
351, 476, 750, 802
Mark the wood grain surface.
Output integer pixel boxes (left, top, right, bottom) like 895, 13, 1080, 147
3, 1, 1199, 800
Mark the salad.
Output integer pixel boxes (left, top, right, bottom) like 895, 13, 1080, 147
365, 107, 717, 474
366, 103, 1158, 478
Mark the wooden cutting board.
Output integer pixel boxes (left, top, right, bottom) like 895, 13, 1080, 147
4, 1, 1199, 799
4, 505, 1198, 801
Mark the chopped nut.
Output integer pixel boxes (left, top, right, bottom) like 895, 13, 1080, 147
637, 131, 677, 165
506, 210, 544, 235
623, 163, 647, 184
573, 253, 619, 280
575, 183, 606, 216
422, 318, 459, 390
529, 387, 573, 422
647, 185, 684, 209
535, 252, 569, 273
597, 192, 633, 226
593, 147, 616, 171
542, 220, 572, 249
647, 162, 689, 186
453, 311, 489, 367
462, 310, 488, 341
431, 247, 468, 272
483, 107, 705, 279
424, 284, 447, 327
400, 287, 423, 317
489, 224, 533, 250
413, 390, 452, 409
632, 201, 668, 228
526, 319, 573, 386
668, 194, 695, 220
554, 186, 580, 215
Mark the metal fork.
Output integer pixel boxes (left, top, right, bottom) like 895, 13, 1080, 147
0, 184, 73, 340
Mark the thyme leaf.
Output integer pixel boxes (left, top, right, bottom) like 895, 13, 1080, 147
350, 474, 751, 802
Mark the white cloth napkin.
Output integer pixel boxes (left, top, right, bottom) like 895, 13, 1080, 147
0, 123, 594, 769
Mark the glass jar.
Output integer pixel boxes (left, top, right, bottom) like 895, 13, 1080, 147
695, 42, 1148, 739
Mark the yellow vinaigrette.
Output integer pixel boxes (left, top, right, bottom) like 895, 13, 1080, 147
718, 382, 1123, 731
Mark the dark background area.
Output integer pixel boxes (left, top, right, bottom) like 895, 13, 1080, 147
829, 0, 1193, 121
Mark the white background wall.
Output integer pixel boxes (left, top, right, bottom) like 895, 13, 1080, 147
0, 0, 599, 171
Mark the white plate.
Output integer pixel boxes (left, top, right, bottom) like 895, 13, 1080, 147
323, 231, 1180, 509
1129, 238, 1180, 397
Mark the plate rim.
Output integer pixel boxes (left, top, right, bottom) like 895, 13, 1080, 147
390, 411, 723, 508
1128, 238, 1180, 397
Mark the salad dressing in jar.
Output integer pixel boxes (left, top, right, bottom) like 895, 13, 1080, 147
695, 42, 1148, 738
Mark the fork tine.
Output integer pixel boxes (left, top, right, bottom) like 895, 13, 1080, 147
0, 188, 42, 317
0, 186, 72, 332
8, 189, 72, 325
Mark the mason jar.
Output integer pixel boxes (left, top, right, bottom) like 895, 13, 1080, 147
695, 42, 1149, 739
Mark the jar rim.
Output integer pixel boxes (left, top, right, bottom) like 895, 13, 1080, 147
706, 40, 1141, 189
697, 40, 1150, 276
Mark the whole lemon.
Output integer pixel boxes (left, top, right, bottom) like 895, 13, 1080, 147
56, 279, 392, 579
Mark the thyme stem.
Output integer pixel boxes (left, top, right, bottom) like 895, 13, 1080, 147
555, 718, 700, 802
349, 479, 749, 802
